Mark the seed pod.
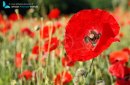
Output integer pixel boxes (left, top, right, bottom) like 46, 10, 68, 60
34, 25, 40, 31
96, 80, 105, 85
73, 68, 86, 85
75, 68, 86, 77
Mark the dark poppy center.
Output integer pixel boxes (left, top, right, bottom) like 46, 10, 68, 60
84, 30, 101, 46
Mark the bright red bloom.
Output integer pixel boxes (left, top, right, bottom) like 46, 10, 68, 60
124, 66, 130, 77
0, 18, 12, 34
54, 71, 72, 85
109, 62, 130, 79
123, 48, 130, 55
64, 9, 120, 63
48, 8, 60, 19
9, 13, 23, 21
43, 37, 59, 52
40, 25, 55, 39
109, 51, 129, 64
18, 70, 33, 80
62, 56, 74, 67
109, 62, 125, 78
15, 52, 22, 68
21, 27, 35, 38
32, 45, 39, 55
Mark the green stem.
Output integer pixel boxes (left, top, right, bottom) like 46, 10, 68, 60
85, 59, 94, 85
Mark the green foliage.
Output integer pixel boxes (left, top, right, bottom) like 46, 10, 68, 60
87, 0, 113, 9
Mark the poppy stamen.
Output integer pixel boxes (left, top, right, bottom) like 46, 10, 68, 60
84, 30, 101, 46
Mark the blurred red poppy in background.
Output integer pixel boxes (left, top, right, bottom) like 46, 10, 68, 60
43, 37, 59, 52
0, 15, 12, 34
109, 51, 129, 64
109, 62, 125, 78
15, 52, 22, 68
40, 25, 55, 39
109, 63, 130, 84
21, 27, 35, 38
48, 8, 60, 19
62, 57, 68, 67
32, 45, 40, 55
9, 13, 23, 21
18, 70, 33, 80
54, 71, 72, 85
64, 9, 120, 64
123, 48, 130, 55
109, 50, 130, 84
62, 56, 75, 67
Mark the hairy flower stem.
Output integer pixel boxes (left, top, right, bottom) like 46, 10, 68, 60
105, 55, 113, 84
45, 21, 53, 82
85, 59, 94, 77
85, 59, 94, 85
37, 17, 44, 85
94, 65, 97, 85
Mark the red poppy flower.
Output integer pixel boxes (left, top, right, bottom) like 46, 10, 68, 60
32, 45, 39, 55
109, 51, 129, 64
124, 66, 130, 77
43, 37, 59, 52
48, 8, 60, 19
21, 27, 35, 38
40, 25, 55, 39
18, 70, 33, 80
118, 32, 124, 38
54, 71, 72, 85
9, 13, 23, 21
123, 48, 130, 55
109, 65, 130, 80
15, 52, 22, 68
64, 9, 120, 63
0, 19, 12, 34
109, 62, 125, 78
62, 56, 75, 67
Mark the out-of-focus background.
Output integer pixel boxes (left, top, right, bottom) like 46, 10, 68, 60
0, 0, 130, 85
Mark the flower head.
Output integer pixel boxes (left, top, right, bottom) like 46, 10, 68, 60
18, 70, 33, 80
43, 37, 59, 52
40, 25, 55, 39
15, 52, 22, 68
21, 27, 35, 38
32, 45, 40, 55
9, 13, 23, 21
54, 71, 72, 85
64, 9, 120, 64
48, 8, 60, 19
62, 56, 75, 67
109, 51, 129, 64
109, 62, 125, 78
